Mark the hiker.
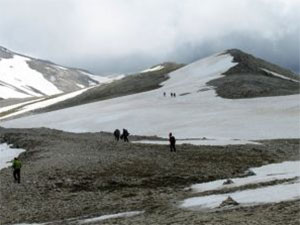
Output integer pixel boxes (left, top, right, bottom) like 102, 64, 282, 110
12, 157, 22, 183
121, 129, 130, 142
174, 93, 176, 97
169, 132, 176, 152
163, 92, 166, 97
170, 93, 173, 97
113, 129, 120, 141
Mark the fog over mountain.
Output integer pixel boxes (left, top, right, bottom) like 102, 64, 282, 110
0, 0, 299, 74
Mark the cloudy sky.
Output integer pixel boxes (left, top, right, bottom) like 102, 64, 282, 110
0, 0, 299, 75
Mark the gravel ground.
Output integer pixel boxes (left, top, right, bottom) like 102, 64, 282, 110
0, 127, 299, 224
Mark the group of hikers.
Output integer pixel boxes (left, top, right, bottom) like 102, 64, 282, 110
10, 130, 176, 184
163, 92, 176, 97
113, 129, 176, 152
113, 128, 130, 142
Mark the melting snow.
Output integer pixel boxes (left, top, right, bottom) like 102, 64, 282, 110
262, 68, 299, 83
0, 143, 25, 170
181, 161, 300, 209
190, 161, 300, 192
181, 181, 300, 209
141, 65, 164, 73
11, 211, 144, 225
76, 84, 86, 88
78, 211, 144, 224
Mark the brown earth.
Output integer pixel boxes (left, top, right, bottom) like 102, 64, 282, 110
0, 127, 299, 224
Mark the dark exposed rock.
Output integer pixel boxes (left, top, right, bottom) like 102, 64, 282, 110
218, 196, 239, 208
207, 49, 299, 99
223, 179, 234, 185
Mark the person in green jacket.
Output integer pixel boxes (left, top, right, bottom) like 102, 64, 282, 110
12, 157, 22, 183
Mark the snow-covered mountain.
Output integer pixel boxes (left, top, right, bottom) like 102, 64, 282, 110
0, 46, 112, 99
2, 49, 299, 144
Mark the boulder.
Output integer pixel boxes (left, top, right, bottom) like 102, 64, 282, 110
223, 179, 234, 185
219, 196, 239, 208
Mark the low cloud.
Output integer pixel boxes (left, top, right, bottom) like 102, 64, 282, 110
0, 0, 299, 74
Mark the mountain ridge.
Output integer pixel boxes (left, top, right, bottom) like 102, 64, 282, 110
0, 46, 112, 100
206, 49, 299, 99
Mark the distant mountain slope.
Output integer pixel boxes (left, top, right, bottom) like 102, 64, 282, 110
207, 49, 299, 98
35, 62, 184, 112
2, 51, 299, 144
0, 46, 111, 99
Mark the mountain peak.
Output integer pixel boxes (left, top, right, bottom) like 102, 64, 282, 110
224, 49, 298, 79
0, 46, 113, 100
205, 48, 299, 99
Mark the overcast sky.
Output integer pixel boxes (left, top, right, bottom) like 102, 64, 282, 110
0, 0, 299, 75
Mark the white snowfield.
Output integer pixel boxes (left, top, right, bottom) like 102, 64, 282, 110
0, 87, 93, 120
0, 53, 116, 100
0, 143, 25, 170
2, 52, 300, 145
0, 55, 62, 99
181, 161, 300, 210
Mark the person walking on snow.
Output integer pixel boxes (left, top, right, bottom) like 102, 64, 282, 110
12, 157, 22, 183
169, 132, 176, 152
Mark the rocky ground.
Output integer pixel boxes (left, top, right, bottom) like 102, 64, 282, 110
0, 127, 299, 225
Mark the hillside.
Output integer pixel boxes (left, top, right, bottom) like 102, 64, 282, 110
35, 62, 184, 112
0, 46, 111, 100
0, 127, 299, 224
2, 51, 299, 145
207, 49, 299, 98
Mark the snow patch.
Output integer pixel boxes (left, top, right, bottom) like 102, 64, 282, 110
190, 161, 300, 193
181, 161, 300, 210
49, 76, 56, 82
141, 65, 164, 73
0, 143, 25, 170
55, 65, 68, 71
78, 211, 144, 224
11, 211, 144, 225
76, 84, 85, 88
80, 71, 114, 84
262, 68, 299, 83
181, 181, 300, 209
133, 139, 260, 146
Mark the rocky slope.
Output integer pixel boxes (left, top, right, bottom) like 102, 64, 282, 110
207, 49, 300, 98
0, 127, 299, 224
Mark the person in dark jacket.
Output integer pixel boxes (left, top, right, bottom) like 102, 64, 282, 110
122, 129, 130, 142
113, 129, 121, 141
169, 132, 176, 152
12, 157, 22, 183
